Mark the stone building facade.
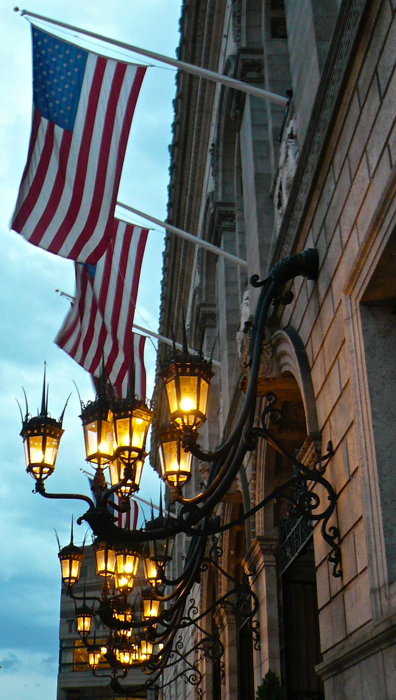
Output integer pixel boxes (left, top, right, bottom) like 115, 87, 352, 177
154, 1, 396, 699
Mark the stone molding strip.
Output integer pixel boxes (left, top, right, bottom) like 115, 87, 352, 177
271, 0, 371, 264
316, 610, 396, 681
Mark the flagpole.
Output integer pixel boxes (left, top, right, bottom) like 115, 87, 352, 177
132, 322, 221, 369
117, 202, 248, 269
16, 9, 288, 107
55, 292, 221, 367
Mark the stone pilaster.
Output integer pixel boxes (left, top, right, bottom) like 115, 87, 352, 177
243, 536, 280, 687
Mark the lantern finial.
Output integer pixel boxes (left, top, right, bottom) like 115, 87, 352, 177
40, 362, 47, 416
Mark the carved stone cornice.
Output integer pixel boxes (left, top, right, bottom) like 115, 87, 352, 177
208, 201, 236, 249
231, 48, 265, 123
272, 0, 371, 263
196, 304, 217, 329
234, 49, 265, 83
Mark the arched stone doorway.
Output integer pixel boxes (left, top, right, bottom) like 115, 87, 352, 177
244, 326, 325, 699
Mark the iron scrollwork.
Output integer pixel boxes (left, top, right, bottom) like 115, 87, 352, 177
246, 393, 341, 578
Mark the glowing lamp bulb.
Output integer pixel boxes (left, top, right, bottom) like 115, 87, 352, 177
180, 398, 194, 411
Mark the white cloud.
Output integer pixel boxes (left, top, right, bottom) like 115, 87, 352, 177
0, 649, 58, 700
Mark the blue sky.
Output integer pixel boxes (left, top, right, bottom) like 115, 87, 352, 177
0, 1, 181, 697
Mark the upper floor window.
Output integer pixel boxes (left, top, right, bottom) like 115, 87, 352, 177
270, 0, 287, 38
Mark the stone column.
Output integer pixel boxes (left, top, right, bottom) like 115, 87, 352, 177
215, 607, 238, 700
244, 536, 280, 689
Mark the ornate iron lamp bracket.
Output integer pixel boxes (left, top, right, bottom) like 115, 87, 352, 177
245, 393, 341, 578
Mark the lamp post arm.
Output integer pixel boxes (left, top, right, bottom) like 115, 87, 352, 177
155, 537, 206, 603
65, 587, 102, 606
174, 442, 240, 508
184, 278, 276, 463
35, 479, 94, 509
182, 403, 255, 521
184, 248, 319, 464
100, 477, 129, 507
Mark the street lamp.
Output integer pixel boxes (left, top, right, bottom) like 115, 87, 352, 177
157, 423, 192, 491
160, 348, 213, 430
112, 396, 153, 466
19, 368, 66, 482
114, 544, 141, 594
108, 457, 144, 497
58, 537, 84, 588
93, 540, 116, 579
80, 393, 114, 466
20, 250, 343, 696
141, 589, 161, 622
75, 601, 94, 638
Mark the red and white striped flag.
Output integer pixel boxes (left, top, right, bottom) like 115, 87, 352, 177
11, 25, 146, 264
55, 221, 148, 398
117, 498, 139, 530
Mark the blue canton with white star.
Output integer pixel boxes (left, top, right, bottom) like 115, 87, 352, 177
77, 262, 97, 279
32, 26, 88, 133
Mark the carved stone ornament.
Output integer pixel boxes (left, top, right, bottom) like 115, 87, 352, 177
274, 118, 299, 237
237, 290, 273, 378
274, 0, 368, 262
231, 0, 242, 47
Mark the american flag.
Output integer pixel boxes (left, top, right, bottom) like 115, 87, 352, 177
55, 221, 148, 399
11, 25, 146, 264
117, 499, 139, 530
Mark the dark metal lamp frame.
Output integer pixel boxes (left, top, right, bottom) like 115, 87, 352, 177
24, 248, 341, 696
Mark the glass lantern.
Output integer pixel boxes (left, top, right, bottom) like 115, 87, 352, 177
58, 541, 84, 588
108, 457, 144, 497
114, 641, 139, 668
142, 590, 161, 622
112, 603, 133, 638
143, 557, 162, 588
75, 602, 93, 638
93, 540, 116, 578
21, 414, 64, 482
155, 642, 164, 658
114, 545, 141, 594
80, 394, 114, 465
145, 509, 174, 565
157, 424, 192, 490
140, 639, 153, 661
112, 397, 153, 466
160, 350, 213, 430
88, 647, 102, 669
